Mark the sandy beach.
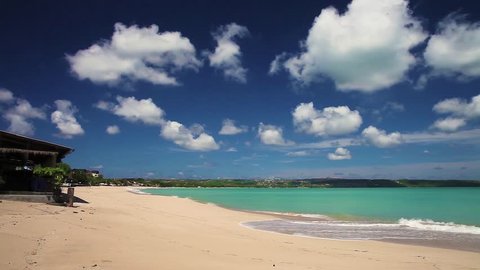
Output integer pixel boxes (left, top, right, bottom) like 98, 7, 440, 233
0, 187, 478, 270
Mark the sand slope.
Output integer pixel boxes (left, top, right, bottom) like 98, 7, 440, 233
0, 187, 478, 270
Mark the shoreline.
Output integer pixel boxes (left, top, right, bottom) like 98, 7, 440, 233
138, 187, 480, 252
1, 186, 478, 270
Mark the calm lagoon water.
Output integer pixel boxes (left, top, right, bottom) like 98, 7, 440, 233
144, 187, 480, 248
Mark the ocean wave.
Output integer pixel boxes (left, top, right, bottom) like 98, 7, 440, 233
398, 218, 480, 235
255, 211, 332, 220
320, 222, 400, 228
126, 188, 148, 195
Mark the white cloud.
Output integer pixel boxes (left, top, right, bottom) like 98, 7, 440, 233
226, 147, 238, 152
371, 101, 406, 122
258, 123, 293, 146
106, 125, 120, 135
327, 147, 352, 160
275, 160, 480, 180
96, 96, 217, 151
219, 118, 248, 135
269, 53, 288, 75
431, 94, 480, 131
271, 0, 426, 92
424, 15, 480, 79
97, 96, 165, 125
362, 125, 402, 148
286, 150, 310, 157
433, 94, 480, 119
289, 138, 362, 151
51, 100, 85, 138
94, 100, 113, 111
160, 120, 219, 151
207, 23, 249, 83
67, 23, 201, 86
277, 128, 480, 154
402, 128, 480, 144
293, 102, 362, 136
384, 102, 405, 113
431, 117, 466, 132
0, 88, 14, 103
3, 99, 46, 136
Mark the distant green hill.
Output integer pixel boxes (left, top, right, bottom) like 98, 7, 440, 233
93, 178, 480, 188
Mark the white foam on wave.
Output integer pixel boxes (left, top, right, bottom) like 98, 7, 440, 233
126, 188, 148, 195
291, 219, 480, 234
323, 222, 400, 228
255, 211, 332, 220
398, 218, 480, 235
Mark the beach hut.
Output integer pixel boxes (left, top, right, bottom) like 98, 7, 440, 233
0, 130, 74, 192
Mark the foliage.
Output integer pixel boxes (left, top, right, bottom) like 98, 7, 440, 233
70, 169, 105, 186
56, 163, 71, 174
33, 163, 70, 188
70, 169, 89, 185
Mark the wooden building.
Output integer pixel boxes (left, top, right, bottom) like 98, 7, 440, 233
0, 130, 74, 192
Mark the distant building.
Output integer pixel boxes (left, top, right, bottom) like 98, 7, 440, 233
0, 130, 73, 192
89, 170, 100, 178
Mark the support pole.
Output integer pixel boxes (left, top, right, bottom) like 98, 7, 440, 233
67, 187, 74, 207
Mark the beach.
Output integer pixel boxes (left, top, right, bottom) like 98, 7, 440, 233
0, 187, 479, 270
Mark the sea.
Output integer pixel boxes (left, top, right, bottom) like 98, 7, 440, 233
144, 187, 480, 251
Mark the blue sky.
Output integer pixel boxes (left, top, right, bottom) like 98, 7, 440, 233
1, 0, 480, 179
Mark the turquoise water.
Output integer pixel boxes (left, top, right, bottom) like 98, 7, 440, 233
144, 187, 480, 226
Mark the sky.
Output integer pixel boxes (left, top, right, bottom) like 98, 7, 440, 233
1, 0, 480, 180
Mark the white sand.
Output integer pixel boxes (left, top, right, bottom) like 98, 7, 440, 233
0, 186, 478, 270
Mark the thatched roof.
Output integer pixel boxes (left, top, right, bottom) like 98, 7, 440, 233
0, 130, 74, 159
0, 148, 59, 156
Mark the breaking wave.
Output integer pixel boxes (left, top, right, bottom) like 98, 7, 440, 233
398, 218, 480, 234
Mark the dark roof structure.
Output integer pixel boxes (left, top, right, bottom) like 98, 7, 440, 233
0, 130, 74, 160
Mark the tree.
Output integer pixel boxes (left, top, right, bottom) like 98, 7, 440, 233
33, 163, 70, 189
70, 169, 88, 185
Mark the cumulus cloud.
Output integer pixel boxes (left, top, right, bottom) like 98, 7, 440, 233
106, 125, 120, 135
67, 23, 201, 86
219, 118, 248, 135
270, 0, 426, 92
160, 120, 220, 151
327, 147, 352, 160
0, 88, 14, 103
258, 123, 293, 146
424, 15, 480, 79
433, 94, 480, 119
51, 100, 85, 138
431, 117, 466, 132
206, 23, 249, 83
292, 102, 362, 136
96, 96, 219, 151
431, 94, 480, 131
96, 96, 165, 125
3, 99, 46, 136
362, 125, 402, 148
